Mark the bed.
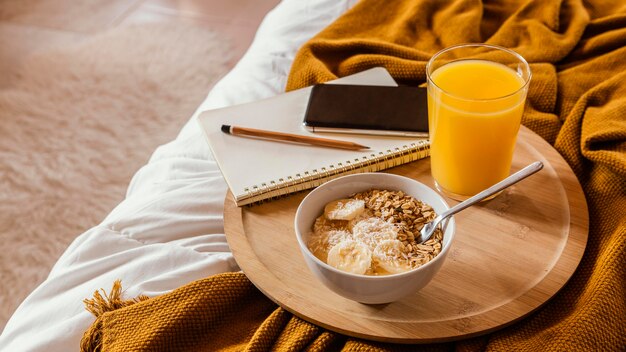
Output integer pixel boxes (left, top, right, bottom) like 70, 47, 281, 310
1, 0, 624, 350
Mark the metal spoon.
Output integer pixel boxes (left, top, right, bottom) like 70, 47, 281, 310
417, 161, 544, 243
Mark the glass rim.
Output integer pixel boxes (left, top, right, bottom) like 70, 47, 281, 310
426, 43, 532, 102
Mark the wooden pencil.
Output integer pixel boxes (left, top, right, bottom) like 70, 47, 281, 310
221, 125, 370, 151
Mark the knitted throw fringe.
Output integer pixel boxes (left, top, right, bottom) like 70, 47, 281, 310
80, 280, 150, 352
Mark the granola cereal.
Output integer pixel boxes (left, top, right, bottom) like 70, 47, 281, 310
307, 189, 444, 275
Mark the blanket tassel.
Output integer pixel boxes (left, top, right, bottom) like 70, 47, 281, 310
80, 280, 150, 352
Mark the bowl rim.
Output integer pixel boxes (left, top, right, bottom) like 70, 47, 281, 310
294, 172, 456, 280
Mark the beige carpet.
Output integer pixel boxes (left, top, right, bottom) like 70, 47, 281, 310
0, 22, 231, 332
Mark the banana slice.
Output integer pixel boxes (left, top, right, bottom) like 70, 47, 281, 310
327, 239, 372, 275
352, 217, 398, 251
373, 239, 412, 274
324, 199, 365, 221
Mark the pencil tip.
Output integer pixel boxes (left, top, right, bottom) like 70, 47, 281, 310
221, 125, 231, 134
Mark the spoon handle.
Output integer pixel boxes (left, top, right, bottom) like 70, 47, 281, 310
439, 161, 544, 220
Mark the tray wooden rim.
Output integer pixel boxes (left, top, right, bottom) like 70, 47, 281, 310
223, 126, 589, 343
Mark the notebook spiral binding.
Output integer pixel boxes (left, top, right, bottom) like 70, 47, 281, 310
241, 140, 430, 205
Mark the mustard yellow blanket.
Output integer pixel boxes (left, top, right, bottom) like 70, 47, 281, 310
82, 1, 625, 350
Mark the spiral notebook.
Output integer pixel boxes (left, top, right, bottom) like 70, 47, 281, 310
198, 67, 430, 206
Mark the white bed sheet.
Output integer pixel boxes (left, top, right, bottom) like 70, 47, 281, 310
0, 1, 359, 350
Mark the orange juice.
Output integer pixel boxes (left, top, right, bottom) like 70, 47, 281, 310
427, 59, 527, 198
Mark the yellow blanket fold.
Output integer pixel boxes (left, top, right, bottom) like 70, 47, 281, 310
81, 1, 626, 351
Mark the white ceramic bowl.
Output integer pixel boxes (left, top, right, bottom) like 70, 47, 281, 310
294, 172, 455, 304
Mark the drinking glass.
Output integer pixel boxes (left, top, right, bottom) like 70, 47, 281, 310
426, 44, 531, 201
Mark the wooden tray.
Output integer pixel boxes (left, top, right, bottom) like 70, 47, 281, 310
223, 126, 588, 343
